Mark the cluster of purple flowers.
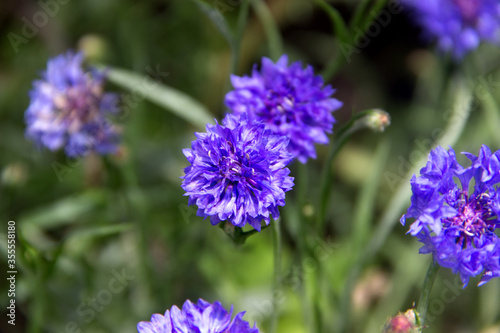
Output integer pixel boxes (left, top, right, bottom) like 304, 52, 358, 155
137, 299, 259, 333
182, 55, 342, 230
22, 6, 500, 332
401, 146, 500, 286
25, 51, 120, 157
404, 0, 500, 58
25, 52, 342, 230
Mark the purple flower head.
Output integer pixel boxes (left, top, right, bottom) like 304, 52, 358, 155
25, 51, 120, 157
181, 114, 294, 231
225, 55, 343, 163
137, 299, 259, 333
403, 0, 500, 58
401, 145, 500, 287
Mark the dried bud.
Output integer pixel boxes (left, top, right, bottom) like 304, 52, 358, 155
382, 309, 421, 333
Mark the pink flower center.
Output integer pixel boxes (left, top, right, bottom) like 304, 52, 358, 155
445, 192, 496, 247
54, 82, 103, 133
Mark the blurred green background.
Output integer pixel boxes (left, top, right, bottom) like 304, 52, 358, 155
1, 0, 500, 332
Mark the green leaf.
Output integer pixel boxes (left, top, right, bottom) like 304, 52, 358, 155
20, 190, 107, 229
67, 223, 133, 240
106, 67, 214, 130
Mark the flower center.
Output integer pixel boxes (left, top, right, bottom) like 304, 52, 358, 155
261, 87, 296, 127
444, 192, 496, 246
220, 155, 244, 180
452, 0, 481, 23
218, 141, 248, 183
53, 83, 102, 133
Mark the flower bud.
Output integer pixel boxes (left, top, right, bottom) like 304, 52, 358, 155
362, 109, 391, 132
382, 309, 421, 333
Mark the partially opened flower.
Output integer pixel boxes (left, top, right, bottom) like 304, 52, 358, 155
25, 51, 120, 157
403, 0, 500, 58
401, 145, 500, 287
137, 299, 259, 333
225, 55, 343, 163
182, 114, 294, 231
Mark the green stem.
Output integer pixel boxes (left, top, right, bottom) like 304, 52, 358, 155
252, 0, 283, 60
316, 110, 373, 234
321, 0, 388, 81
351, 140, 390, 250
220, 222, 268, 244
30, 279, 45, 333
294, 163, 316, 333
29, 250, 46, 333
321, 51, 346, 82
349, 0, 371, 28
270, 219, 282, 333
417, 260, 440, 326
358, 0, 389, 30
226, 0, 250, 93
316, 0, 350, 43
233, 0, 250, 70
316, 0, 350, 81
103, 156, 158, 302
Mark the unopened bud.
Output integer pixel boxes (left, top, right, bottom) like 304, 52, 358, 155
363, 109, 391, 132
382, 309, 421, 333
1, 162, 28, 186
78, 34, 109, 62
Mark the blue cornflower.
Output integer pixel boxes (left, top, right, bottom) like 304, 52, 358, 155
181, 114, 294, 231
401, 146, 500, 287
25, 51, 120, 157
137, 299, 259, 333
225, 55, 343, 163
403, 0, 500, 58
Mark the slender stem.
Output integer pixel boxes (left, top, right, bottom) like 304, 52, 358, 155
357, 0, 389, 30
270, 219, 282, 333
316, 0, 350, 43
316, 110, 373, 234
316, 0, 350, 81
103, 156, 158, 301
417, 260, 440, 326
29, 260, 45, 333
294, 162, 316, 333
321, 0, 388, 81
321, 51, 345, 82
226, 0, 250, 93
233, 0, 250, 70
349, 0, 371, 28
252, 0, 284, 60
